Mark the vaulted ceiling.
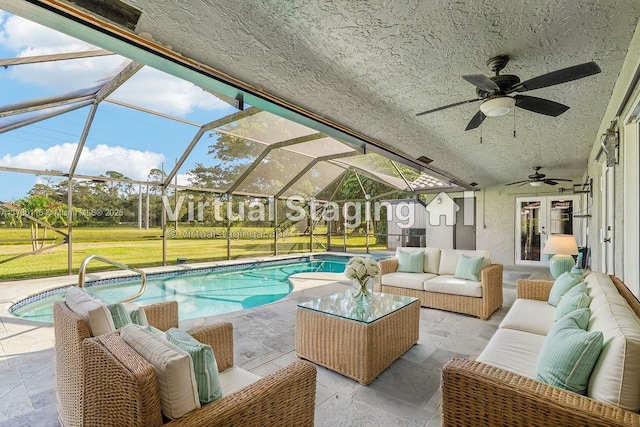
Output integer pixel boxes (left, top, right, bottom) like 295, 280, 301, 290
4, 0, 640, 189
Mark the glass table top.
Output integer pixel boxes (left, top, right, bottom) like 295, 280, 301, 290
297, 291, 418, 323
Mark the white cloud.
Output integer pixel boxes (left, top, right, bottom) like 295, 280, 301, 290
0, 143, 165, 181
175, 173, 196, 187
110, 67, 230, 116
0, 13, 94, 52
0, 14, 232, 116
0, 14, 126, 91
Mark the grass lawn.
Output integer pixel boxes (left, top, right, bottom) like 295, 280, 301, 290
0, 226, 385, 280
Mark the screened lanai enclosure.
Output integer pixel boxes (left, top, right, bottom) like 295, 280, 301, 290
0, 11, 468, 279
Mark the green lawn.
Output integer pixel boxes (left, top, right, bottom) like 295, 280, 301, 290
0, 226, 385, 280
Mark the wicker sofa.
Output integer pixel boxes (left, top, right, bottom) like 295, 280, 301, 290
54, 299, 317, 427
376, 247, 503, 320
441, 272, 640, 427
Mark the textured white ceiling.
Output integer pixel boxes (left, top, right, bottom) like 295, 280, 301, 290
14, 0, 640, 188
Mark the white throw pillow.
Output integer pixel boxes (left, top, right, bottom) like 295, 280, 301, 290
120, 324, 200, 419
64, 286, 115, 336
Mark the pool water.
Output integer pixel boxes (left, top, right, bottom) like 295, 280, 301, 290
9, 256, 348, 323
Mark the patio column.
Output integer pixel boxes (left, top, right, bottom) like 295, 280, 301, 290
273, 202, 278, 256
226, 194, 231, 261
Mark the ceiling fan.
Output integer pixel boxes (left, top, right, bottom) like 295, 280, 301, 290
416, 55, 601, 131
505, 166, 573, 187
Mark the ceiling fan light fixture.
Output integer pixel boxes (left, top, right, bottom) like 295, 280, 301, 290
530, 181, 544, 187
480, 96, 516, 117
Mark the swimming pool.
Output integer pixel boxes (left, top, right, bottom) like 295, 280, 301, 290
9, 255, 349, 323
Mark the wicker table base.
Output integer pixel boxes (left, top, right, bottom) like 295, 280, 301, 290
295, 296, 420, 385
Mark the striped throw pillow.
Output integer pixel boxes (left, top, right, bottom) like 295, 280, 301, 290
396, 250, 424, 273
454, 254, 485, 281
107, 303, 133, 329
554, 284, 590, 321
536, 315, 603, 395
166, 328, 222, 404
123, 302, 149, 326
548, 272, 582, 306
558, 307, 591, 330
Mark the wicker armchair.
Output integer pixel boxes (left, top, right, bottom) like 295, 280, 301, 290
54, 300, 317, 427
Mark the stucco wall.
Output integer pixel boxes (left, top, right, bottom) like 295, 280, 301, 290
475, 187, 515, 266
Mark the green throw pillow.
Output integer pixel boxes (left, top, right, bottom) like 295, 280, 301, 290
536, 315, 603, 395
554, 284, 590, 321
548, 272, 582, 307
454, 254, 484, 281
396, 250, 424, 273
107, 303, 133, 329
166, 328, 222, 404
558, 307, 591, 330
127, 305, 149, 326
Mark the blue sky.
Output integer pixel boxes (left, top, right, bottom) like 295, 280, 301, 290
0, 10, 239, 201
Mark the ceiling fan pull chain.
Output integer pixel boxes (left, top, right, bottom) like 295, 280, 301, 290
513, 108, 516, 138
480, 123, 483, 144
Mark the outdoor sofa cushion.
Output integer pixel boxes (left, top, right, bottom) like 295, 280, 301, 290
585, 273, 640, 411
64, 286, 115, 336
218, 366, 263, 396
476, 328, 545, 379
120, 324, 200, 419
499, 298, 557, 336
381, 271, 437, 290
423, 275, 483, 298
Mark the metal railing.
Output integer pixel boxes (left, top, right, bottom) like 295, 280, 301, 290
78, 255, 147, 303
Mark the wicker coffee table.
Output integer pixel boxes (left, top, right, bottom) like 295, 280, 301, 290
295, 291, 419, 385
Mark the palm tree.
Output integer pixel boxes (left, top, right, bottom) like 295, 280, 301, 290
5, 195, 74, 252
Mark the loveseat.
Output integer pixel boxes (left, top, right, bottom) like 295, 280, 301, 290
441, 272, 640, 427
376, 247, 503, 320
54, 296, 317, 427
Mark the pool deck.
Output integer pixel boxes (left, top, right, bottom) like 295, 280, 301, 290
0, 258, 532, 427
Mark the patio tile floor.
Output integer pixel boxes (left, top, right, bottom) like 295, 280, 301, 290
0, 266, 534, 426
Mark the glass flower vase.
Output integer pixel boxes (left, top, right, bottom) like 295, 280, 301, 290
352, 278, 371, 304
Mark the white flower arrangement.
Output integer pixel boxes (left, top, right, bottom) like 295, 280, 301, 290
344, 256, 380, 285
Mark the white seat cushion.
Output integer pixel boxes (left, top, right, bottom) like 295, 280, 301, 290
381, 272, 437, 290
423, 275, 482, 297
500, 298, 557, 336
476, 328, 546, 379
219, 366, 262, 396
